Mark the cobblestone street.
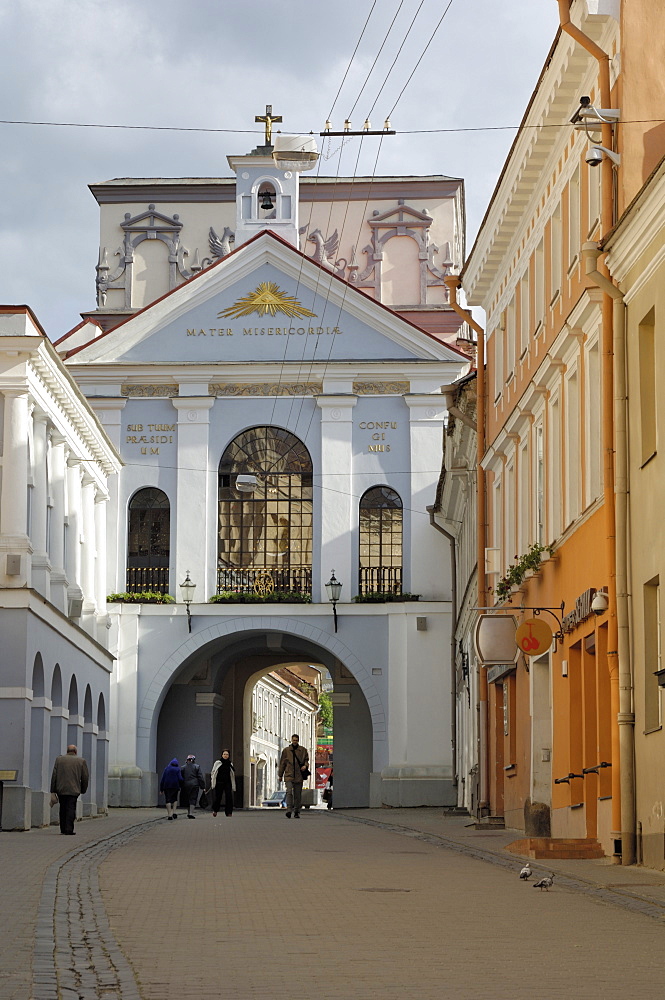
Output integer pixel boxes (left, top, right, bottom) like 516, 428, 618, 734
4, 808, 665, 1000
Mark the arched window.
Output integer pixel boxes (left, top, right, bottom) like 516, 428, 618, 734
359, 486, 403, 595
127, 488, 170, 594
218, 426, 312, 595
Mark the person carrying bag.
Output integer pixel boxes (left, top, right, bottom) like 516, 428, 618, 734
278, 734, 309, 819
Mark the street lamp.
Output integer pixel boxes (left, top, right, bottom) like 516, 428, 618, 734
325, 570, 343, 633
180, 570, 196, 632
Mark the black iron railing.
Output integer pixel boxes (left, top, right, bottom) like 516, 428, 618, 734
126, 566, 170, 595
216, 566, 312, 596
358, 566, 402, 596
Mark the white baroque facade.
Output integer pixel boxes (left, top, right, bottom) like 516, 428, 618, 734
53, 134, 470, 810
0, 307, 121, 829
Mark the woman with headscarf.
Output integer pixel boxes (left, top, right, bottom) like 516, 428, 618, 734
159, 758, 183, 820
181, 753, 205, 819
210, 749, 236, 817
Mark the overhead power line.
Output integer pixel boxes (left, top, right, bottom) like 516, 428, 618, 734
2, 117, 661, 137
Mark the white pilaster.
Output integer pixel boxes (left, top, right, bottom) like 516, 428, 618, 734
404, 395, 449, 599
80, 473, 97, 616
65, 455, 83, 611
0, 389, 31, 586
316, 395, 357, 603
171, 396, 215, 600
48, 433, 68, 613
31, 409, 50, 597
89, 399, 125, 596
95, 491, 109, 628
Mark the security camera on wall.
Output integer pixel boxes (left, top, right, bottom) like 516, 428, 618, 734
586, 145, 621, 167
591, 590, 609, 616
586, 146, 604, 167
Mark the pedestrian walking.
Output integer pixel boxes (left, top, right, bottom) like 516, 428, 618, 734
160, 758, 183, 820
278, 734, 310, 819
210, 749, 236, 817
181, 754, 205, 818
50, 745, 89, 835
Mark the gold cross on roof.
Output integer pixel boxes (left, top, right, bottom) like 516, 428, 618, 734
255, 104, 282, 146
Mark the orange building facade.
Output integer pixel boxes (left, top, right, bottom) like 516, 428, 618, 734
460, 1, 665, 860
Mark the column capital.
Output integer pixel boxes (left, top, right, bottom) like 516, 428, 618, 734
32, 408, 49, 426
403, 394, 446, 419
171, 397, 215, 419
0, 385, 29, 399
67, 454, 83, 469
49, 429, 67, 447
316, 394, 358, 414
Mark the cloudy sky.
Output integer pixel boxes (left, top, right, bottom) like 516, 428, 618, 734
0, 0, 560, 338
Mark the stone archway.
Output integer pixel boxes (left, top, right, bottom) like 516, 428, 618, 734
148, 617, 383, 809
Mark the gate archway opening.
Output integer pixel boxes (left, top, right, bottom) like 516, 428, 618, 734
155, 628, 373, 809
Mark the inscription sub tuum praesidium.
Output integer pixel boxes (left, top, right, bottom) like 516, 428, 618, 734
125, 423, 176, 456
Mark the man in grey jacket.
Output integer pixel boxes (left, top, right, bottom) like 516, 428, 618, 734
278, 734, 309, 819
51, 745, 89, 835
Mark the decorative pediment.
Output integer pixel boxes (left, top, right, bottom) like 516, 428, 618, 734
68, 232, 467, 369
368, 200, 435, 229
121, 204, 183, 234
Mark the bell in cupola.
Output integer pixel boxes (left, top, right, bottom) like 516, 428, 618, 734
260, 189, 275, 212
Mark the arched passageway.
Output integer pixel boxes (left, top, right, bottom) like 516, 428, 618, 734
155, 626, 374, 809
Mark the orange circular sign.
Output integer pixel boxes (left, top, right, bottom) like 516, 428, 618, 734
515, 618, 553, 656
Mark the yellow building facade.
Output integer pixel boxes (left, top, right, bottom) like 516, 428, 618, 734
605, 158, 665, 868
459, 0, 665, 861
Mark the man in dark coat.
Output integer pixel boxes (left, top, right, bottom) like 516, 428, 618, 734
278, 734, 309, 819
51, 745, 89, 835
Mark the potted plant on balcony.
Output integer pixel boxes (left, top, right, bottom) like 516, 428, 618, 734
107, 592, 175, 604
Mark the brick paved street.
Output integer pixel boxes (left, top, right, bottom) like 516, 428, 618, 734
4, 808, 665, 1000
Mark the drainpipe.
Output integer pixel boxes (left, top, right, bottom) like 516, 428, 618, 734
557, 0, 631, 862
428, 507, 458, 795
443, 275, 488, 811
581, 242, 634, 866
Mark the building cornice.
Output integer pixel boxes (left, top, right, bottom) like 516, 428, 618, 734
463, 10, 617, 306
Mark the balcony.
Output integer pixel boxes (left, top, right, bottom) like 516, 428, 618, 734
216, 566, 312, 597
126, 565, 170, 595
358, 566, 402, 596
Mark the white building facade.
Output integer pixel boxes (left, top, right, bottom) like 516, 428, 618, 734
0, 307, 121, 829
249, 669, 318, 806
55, 133, 469, 810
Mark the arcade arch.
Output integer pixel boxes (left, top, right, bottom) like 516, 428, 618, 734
151, 620, 380, 809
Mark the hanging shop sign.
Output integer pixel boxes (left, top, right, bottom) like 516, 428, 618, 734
515, 618, 553, 657
474, 614, 518, 665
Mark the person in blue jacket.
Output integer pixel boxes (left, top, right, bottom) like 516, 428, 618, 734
160, 758, 183, 820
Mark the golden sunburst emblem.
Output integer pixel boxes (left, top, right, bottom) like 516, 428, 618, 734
218, 282, 317, 320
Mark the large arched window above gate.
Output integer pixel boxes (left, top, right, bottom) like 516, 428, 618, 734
127, 488, 170, 594
359, 486, 403, 596
218, 427, 312, 596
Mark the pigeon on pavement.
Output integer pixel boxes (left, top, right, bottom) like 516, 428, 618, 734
533, 873, 555, 891
519, 864, 532, 880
